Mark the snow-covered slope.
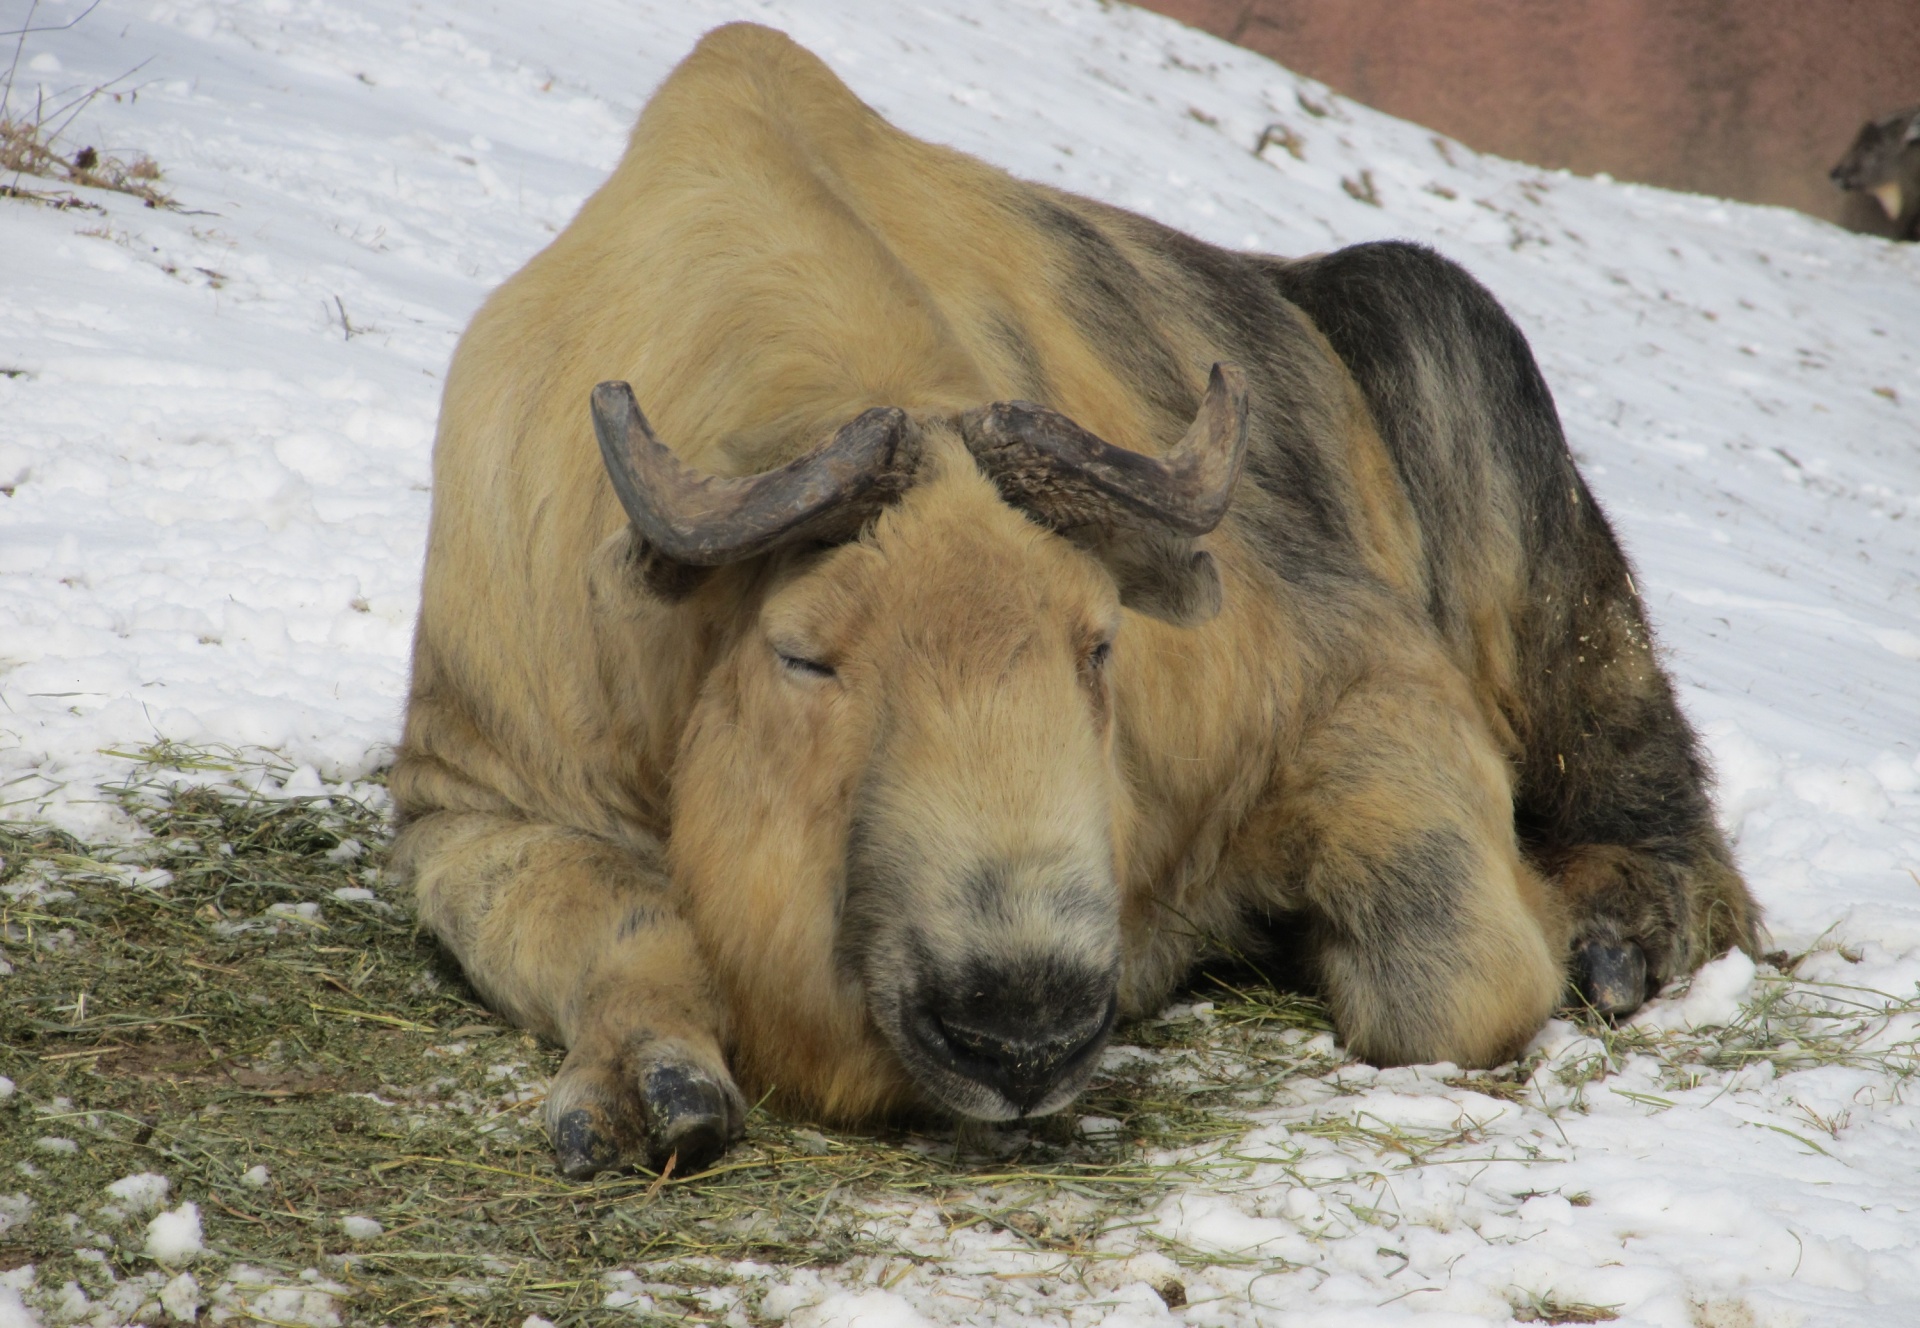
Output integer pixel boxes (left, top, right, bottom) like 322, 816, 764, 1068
2, 1, 1918, 1325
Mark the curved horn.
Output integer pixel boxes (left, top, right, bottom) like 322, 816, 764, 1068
957, 363, 1249, 537
591, 381, 919, 566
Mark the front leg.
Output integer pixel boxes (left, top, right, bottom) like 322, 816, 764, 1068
394, 812, 743, 1178
1257, 661, 1569, 1068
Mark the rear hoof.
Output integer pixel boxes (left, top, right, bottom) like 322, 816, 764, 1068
552, 1107, 622, 1180
1572, 939, 1649, 1018
639, 1061, 744, 1176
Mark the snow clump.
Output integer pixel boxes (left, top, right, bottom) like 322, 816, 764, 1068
105, 1172, 172, 1214
0, 1194, 31, 1239
160, 1271, 201, 1323
0, 1283, 36, 1328
145, 1202, 204, 1264
1633, 948, 1760, 1032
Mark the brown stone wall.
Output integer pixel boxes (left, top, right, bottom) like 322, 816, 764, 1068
1141, 0, 1920, 226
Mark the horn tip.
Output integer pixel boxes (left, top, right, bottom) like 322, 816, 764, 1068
590, 380, 636, 418
1207, 361, 1248, 396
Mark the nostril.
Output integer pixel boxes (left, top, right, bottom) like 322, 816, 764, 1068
927, 999, 1114, 1114
934, 1016, 1004, 1064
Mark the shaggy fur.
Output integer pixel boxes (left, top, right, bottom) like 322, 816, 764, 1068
392, 23, 1757, 1173
1831, 105, 1920, 241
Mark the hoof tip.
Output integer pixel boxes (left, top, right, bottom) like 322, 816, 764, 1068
642, 1062, 743, 1176
1573, 939, 1650, 1018
553, 1107, 620, 1180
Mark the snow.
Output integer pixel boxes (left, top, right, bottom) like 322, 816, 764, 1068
1633, 949, 1759, 1032
1, 0, 1917, 1325
0, 1194, 31, 1239
601, 1270, 655, 1315
143, 1202, 203, 1264
159, 1272, 200, 1324
793, 1289, 940, 1328
103, 1172, 171, 1215
337, 1215, 381, 1241
207, 1268, 344, 1328
0, 1285, 36, 1328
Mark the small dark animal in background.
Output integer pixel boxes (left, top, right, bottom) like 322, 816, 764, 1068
1832, 104, 1920, 240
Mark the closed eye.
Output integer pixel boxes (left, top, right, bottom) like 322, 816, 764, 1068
778, 651, 837, 680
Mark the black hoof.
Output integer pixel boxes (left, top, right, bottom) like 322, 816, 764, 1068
552, 1107, 621, 1180
1573, 939, 1649, 1018
639, 1062, 743, 1176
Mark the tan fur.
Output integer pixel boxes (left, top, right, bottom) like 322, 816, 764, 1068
393, 24, 1677, 1150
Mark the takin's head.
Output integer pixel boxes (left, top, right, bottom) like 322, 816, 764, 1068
589, 369, 1247, 1123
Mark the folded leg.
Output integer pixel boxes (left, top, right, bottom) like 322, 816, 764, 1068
395, 812, 743, 1178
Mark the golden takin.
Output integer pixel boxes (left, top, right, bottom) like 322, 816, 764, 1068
392, 23, 1757, 1178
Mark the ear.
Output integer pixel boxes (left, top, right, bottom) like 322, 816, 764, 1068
1904, 114, 1920, 146
1073, 527, 1223, 627
588, 526, 712, 608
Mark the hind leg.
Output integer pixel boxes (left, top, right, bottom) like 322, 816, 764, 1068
394, 811, 744, 1179
1517, 570, 1760, 1018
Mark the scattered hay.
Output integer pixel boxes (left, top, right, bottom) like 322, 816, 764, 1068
0, 747, 1336, 1325
1512, 1291, 1620, 1323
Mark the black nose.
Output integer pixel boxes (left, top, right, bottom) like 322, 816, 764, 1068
917, 992, 1114, 1115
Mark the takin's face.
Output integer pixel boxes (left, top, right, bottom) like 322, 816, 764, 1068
674, 446, 1130, 1122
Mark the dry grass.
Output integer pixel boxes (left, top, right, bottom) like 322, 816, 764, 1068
1541, 945, 1920, 1116
0, 114, 167, 209
1, 1, 171, 210
1512, 1292, 1620, 1324
0, 747, 1338, 1325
